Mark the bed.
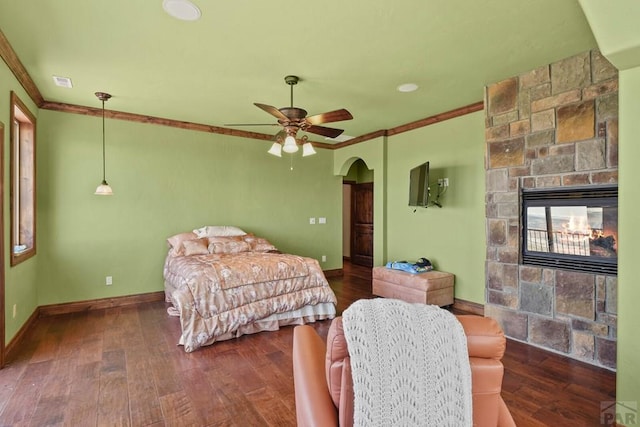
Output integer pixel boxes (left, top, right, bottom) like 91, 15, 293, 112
163, 226, 337, 352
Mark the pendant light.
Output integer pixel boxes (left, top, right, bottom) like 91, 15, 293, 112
94, 92, 113, 195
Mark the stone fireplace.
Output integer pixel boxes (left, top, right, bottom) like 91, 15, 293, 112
484, 50, 618, 369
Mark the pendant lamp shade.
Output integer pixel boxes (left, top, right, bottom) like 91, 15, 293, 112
94, 92, 113, 195
95, 181, 113, 195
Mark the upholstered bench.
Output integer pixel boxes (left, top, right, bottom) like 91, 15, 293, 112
372, 266, 454, 307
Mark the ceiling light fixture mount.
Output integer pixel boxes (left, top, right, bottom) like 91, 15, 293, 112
94, 91, 113, 196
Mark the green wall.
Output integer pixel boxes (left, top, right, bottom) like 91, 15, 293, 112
1, 64, 40, 343
385, 112, 486, 304
33, 110, 343, 307
618, 67, 640, 412
334, 112, 486, 304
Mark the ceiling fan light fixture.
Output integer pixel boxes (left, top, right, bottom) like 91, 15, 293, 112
302, 142, 316, 157
228, 75, 353, 161
268, 142, 282, 157
282, 135, 299, 153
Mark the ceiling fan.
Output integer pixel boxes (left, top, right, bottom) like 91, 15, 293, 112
226, 75, 353, 157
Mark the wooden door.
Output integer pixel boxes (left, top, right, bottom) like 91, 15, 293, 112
0, 123, 5, 368
351, 182, 373, 267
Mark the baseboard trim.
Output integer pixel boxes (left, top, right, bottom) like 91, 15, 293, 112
323, 268, 343, 278
5, 291, 166, 363
38, 291, 166, 317
453, 298, 484, 316
5, 308, 40, 362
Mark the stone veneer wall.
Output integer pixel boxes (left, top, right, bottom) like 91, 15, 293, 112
484, 50, 618, 369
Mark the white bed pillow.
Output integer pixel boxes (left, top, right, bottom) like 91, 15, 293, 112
193, 225, 247, 238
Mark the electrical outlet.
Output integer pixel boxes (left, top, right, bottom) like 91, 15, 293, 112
319, 217, 326, 224
309, 217, 316, 225
106, 276, 113, 286
321, 255, 327, 262
438, 178, 449, 187
12, 304, 16, 319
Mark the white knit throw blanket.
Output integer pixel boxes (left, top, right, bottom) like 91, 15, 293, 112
342, 299, 472, 427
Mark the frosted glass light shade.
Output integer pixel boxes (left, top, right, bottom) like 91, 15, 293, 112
302, 142, 316, 157
268, 142, 282, 157
282, 135, 299, 153
95, 180, 113, 196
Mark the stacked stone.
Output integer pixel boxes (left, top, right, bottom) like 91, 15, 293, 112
484, 50, 618, 369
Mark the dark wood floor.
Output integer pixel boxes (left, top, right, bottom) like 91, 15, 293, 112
0, 262, 615, 426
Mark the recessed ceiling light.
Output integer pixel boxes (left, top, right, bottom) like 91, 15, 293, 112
52, 75, 73, 88
163, 0, 201, 21
397, 83, 419, 93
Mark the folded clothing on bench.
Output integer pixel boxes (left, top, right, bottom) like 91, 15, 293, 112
385, 261, 433, 274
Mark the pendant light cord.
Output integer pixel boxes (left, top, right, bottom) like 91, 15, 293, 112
101, 98, 106, 182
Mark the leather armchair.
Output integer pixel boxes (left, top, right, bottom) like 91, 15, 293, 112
293, 314, 516, 427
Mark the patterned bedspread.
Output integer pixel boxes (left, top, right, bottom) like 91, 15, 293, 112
164, 251, 337, 352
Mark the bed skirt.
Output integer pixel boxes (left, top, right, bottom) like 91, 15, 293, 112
174, 302, 336, 347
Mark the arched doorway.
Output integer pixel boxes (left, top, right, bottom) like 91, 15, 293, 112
343, 159, 373, 267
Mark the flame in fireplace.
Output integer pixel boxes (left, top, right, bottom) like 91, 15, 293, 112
561, 214, 606, 241
556, 213, 614, 257
563, 215, 591, 236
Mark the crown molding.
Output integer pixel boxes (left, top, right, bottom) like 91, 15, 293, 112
3, 29, 483, 149
39, 101, 279, 141
0, 28, 44, 106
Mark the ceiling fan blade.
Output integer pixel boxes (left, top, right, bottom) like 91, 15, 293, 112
274, 129, 287, 141
306, 125, 344, 138
254, 103, 288, 120
305, 109, 353, 125
224, 123, 280, 126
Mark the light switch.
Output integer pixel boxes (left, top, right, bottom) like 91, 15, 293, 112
319, 217, 326, 224
309, 217, 316, 225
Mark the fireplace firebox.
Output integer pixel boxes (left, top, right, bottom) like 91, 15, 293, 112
521, 185, 618, 275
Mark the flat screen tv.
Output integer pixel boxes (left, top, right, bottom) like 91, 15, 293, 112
408, 161, 429, 207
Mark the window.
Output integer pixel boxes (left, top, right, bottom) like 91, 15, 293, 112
10, 92, 36, 266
